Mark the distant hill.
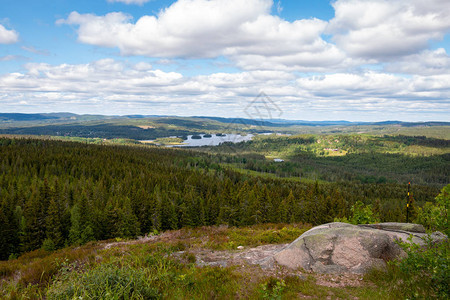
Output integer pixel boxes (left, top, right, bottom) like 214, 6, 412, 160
0, 113, 449, 140
1, 113, 448, 127
194, 116, 450, 127
0, 113, 58, 121
192, 116, 286, 127
0, 113, 119, 124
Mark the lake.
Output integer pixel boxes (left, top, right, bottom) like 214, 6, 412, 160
169, 133, 254, 147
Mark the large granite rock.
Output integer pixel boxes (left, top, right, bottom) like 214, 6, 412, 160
274, 222, 447, 274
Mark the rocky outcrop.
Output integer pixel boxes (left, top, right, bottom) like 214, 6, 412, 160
274, 222, 447, 274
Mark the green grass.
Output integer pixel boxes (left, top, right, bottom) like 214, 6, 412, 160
0, 223, 394, 300
2, 223, 447, 299
152, 137, 184, 145
200, 223, 310, 250
4, 222, 442, 299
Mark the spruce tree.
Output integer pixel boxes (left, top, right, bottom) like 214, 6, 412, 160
151, 186, 162, 231
45, 197, 64, 248
0, 205, 12, 260
24, 191, 46, 251
14, 206, 26, 253
122, 196, 140, 238
68, 204, 82, 245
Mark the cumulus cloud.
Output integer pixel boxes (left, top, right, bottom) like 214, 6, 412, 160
4, 1, 450, 120
57, 0, 450, 71
107, 0, 151, 5
385, 48, 450, 76
57, 0, 350, 71
1, 59, 449, 120
0, 24, 19, 44
3, 59, 183, 93
328, 0, 450, 60
57, 0, 271, 57
296, 72, 409, 98
296, 71, 450, 111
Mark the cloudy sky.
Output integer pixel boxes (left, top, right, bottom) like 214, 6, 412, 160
1, 0, 449, 121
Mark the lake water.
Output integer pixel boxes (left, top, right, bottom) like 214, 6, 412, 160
169, 133, 254, 147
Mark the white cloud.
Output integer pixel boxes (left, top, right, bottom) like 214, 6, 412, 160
0, 55, 29, 61
107, 0, 151, 5
1, 59, 449, 120
295, 71, 450, 110
385, 48, 450, 76
276, 1, 283, 14
21, 46, 50, 56
0, 24, 19, 44
328, 0, 450, 60
12, 59, 183, 92
58, 0, 271, 58
227, 16, 353, 71
233, 44, 353, 72
296, 72, 409, 96
58, 0, 351, 71
57, 0, 450, 72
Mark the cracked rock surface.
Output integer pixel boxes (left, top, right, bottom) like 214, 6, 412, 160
274, 222, 447, 274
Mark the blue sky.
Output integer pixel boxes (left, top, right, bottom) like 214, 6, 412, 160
0, 0, 449, 121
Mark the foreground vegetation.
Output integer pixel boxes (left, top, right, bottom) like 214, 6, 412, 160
1, 219, 448, 299
0, 223, 386, 299
369, 235, 449, 299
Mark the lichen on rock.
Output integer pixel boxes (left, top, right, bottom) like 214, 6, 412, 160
274, 222, 447, 274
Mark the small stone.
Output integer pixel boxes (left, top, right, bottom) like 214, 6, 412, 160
237, 246, 244, 250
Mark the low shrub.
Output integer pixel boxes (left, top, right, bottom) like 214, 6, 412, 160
0, 263, 14, 278
335, 201, 379, 225
395, 236, 449, 299
19, 256, 60, 286
368, 235, 449, 299
259, 277, 286, 300
42, 238, 56, 252
415, 184, 449, 236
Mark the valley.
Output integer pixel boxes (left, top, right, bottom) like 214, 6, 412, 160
0, 114, 448, 299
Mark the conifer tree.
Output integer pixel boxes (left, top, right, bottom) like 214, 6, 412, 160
121, 196, 140, 238
45, 197, 64, 248
24, 191, 46, 251
14, 206, 26, 252
81, 225, 95, 244
68, 204, 82, 244
0, 205, 13, 260
247, 189, 261, 225
279, 199, 288, 223
151, 186, 162, 231
259, 184, 276, 223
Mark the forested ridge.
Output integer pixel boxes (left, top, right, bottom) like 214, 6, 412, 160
0, 123, 197, 140
205, 134, 450, 185
0, 137, 443, 260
